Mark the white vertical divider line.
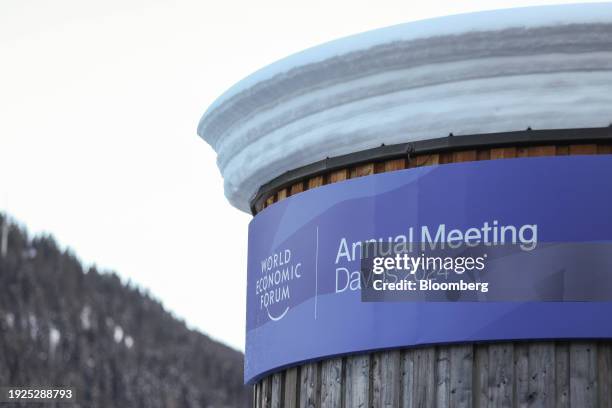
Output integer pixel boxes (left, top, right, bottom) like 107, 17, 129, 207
315, 226, 319, 319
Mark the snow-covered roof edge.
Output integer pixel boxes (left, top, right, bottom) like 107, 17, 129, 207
199, 2, 612, 132
198, 3, 612, 212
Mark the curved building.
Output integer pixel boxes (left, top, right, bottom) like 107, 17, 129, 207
199, 4, 612, 407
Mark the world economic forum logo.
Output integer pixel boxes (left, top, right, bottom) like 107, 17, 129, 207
255, 249, 302, 322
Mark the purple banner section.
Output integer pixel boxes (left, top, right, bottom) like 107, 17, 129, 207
245, 155, 612, 384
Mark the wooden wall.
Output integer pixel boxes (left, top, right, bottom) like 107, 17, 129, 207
254, 142, 612, 408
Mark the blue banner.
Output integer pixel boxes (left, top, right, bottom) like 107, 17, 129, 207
245, 155, 612, 384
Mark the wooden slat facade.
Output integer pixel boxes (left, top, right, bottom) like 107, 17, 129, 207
253, 143, 612, 408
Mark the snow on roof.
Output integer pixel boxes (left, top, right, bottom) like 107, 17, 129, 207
198, 3, 612, 212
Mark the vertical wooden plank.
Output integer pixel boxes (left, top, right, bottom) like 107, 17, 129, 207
555, 342, 570, 408
556, 145, 569, 156
477, 149, 491, 161
300, 362, 320, 408
413, 347, 436, 407
453, 150, 478, 163
597, 144, 612, 154
262, 376, 272, 408
439, 152, 453, 164
350, 163, 374, 179
308, 175, 325, 190
329, 169, 348, 184
570, 342, 598, 408
383, 158, 407, 172
255, 382, 261, 408
528, 342, 556, 408
474, 344, 489, 408
435, 346, 450, 408
490, 147, 517, 159
401, 349, 416, 408
265, 196, 275, 208
488, 343, 513, 408
598, 342, 612, 408
516, 147, 528, 158
277, 188, 288, 202
290, 181, 304, 196
412, 154, 440, 167
569, 144, 598, 155
344, 355, 369, 408
383, 350, 401, 407
320, 358, 342, 408
372, 353, 382, 407
372, 351, 400, 408
450, 344, 473, 408
284, 367, 299, 408
528, 145, 556, 157
374, 161, 387, 174
271, 372, 283, 408
515, 343, 530, 408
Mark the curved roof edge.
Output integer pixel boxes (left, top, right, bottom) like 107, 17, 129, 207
198, 3, 612, 212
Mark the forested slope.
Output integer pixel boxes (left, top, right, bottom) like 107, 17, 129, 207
0, 213, 250, 407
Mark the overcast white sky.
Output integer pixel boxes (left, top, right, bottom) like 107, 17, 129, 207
0, 0, 597, 351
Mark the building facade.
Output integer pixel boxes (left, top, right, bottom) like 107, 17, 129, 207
199, 4, 612, 407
